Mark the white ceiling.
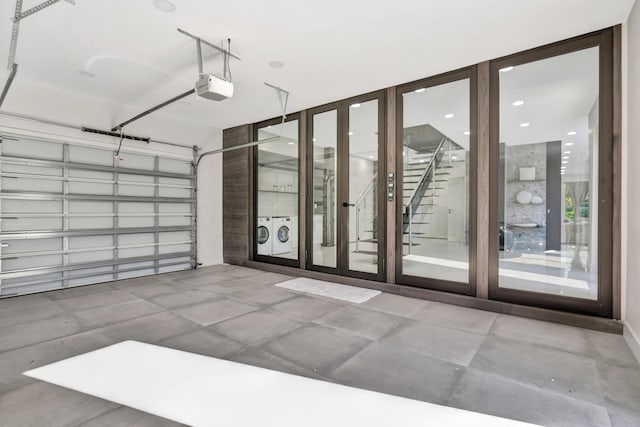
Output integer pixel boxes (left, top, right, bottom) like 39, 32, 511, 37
0, 0, 635, 131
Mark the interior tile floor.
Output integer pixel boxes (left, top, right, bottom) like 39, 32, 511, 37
0, 265, 639, 427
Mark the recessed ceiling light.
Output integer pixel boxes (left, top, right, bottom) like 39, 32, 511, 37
77, 70, 95, 78
562, 161, 569, 164
564, 151, 571, 154
269, 61, 284, 69
350, 103, 361, 108
288, 142, 294, 145
567, 131, 577, 136
419, 159, 425, 163
520, 122, 530, 127
562, 156, 569, 160
499, 66, 514, 73
512, 100, 524, 106
348, 131, 354, 136
312, 138, 317, 142
464, 131, 471, 136
452, 156, 458, 160
415, 88, 426, 93
153, 0, 176, 13
566, 142, 574, 146
368, 155, 375, 159
444, 113, 454, 119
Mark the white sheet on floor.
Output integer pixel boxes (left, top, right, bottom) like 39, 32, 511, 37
404, 254, 589, 290
24, 341, 536, 427
275, 277, 381, 303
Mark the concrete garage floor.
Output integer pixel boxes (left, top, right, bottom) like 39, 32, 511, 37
0, 265, 639, 427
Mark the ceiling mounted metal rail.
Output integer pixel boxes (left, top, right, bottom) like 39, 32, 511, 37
177, 28, 242, 61
111, 89, 195, 132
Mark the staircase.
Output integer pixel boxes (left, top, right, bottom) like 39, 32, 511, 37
402, 131, 459, 253
350, 126, 462, 256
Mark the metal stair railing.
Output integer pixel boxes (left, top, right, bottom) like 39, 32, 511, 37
354, 173, 377, 252
405, 137, 450, 253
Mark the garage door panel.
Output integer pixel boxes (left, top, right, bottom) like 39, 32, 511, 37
1, 137, 196, 297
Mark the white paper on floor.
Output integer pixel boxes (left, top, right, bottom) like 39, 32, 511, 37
24, 341, 537, 427
275, 277, 381, 303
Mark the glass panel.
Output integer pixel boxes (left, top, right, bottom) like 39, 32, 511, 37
348, 100, 379, 274
312, 110, 338, 268
498, 47, 599, 300
256, 120, 299, 260
401, 79, 471, 283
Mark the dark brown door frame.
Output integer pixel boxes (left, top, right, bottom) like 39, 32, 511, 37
395, 67, 478, 296
488, 28, 615, 317
305, 90, 387, 282
252, 112, 302, 269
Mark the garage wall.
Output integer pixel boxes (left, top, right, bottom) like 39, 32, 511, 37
0, 78, 224, 269
624, 0, 640, 361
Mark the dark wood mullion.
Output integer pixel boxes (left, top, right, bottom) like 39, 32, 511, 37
337, 100, 349, 276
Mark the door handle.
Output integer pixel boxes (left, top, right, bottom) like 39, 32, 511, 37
342, 202, 355, 207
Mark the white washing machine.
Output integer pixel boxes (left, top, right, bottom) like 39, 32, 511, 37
271, 216, 292, 255
257, 217, 272, 255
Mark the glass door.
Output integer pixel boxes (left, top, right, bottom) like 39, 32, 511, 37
307, 92, 385, 280
489, 31, 614, 316
396, 70, 476, 295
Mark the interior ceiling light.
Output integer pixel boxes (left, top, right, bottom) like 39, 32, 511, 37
288, 142, 294, 145
562, 156, 569, 160
419, 159, 425, 163
444, 113, 454, 119
464, 131, 471, 135
499, 66, 514, 73
77, 70, 95, 78
415, 88, 426, 93
512, 100, 524, 106
348, 131, 354, 136
368, 155, 375, 159
350, 103, 361, 108
312, 138, 317, 142
269, 61, 284, 69
562, 161, 569, 164
566, 142, 574, 146
520, 122, 530, 127
153, 0, 176, 13
567, 131, 577, 135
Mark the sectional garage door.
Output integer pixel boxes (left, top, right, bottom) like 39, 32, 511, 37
0, 134, 197, 297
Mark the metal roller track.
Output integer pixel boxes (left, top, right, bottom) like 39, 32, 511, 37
0, 225, 195, 240
0, 251, 195, 280
0, 155, 195, 179
0, 191, 194, 204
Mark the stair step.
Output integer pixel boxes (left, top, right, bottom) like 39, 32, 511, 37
359, 238, 378, 243
352, 249, 378, 255
434, 172, 451, 175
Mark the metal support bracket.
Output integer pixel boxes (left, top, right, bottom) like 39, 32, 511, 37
0, 63, 18, 108
177, 28, 241, 61
11, 0, 75, 22
7, 0, 75, 69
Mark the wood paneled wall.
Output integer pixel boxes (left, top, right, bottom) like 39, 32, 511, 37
222, 125, 251, 264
